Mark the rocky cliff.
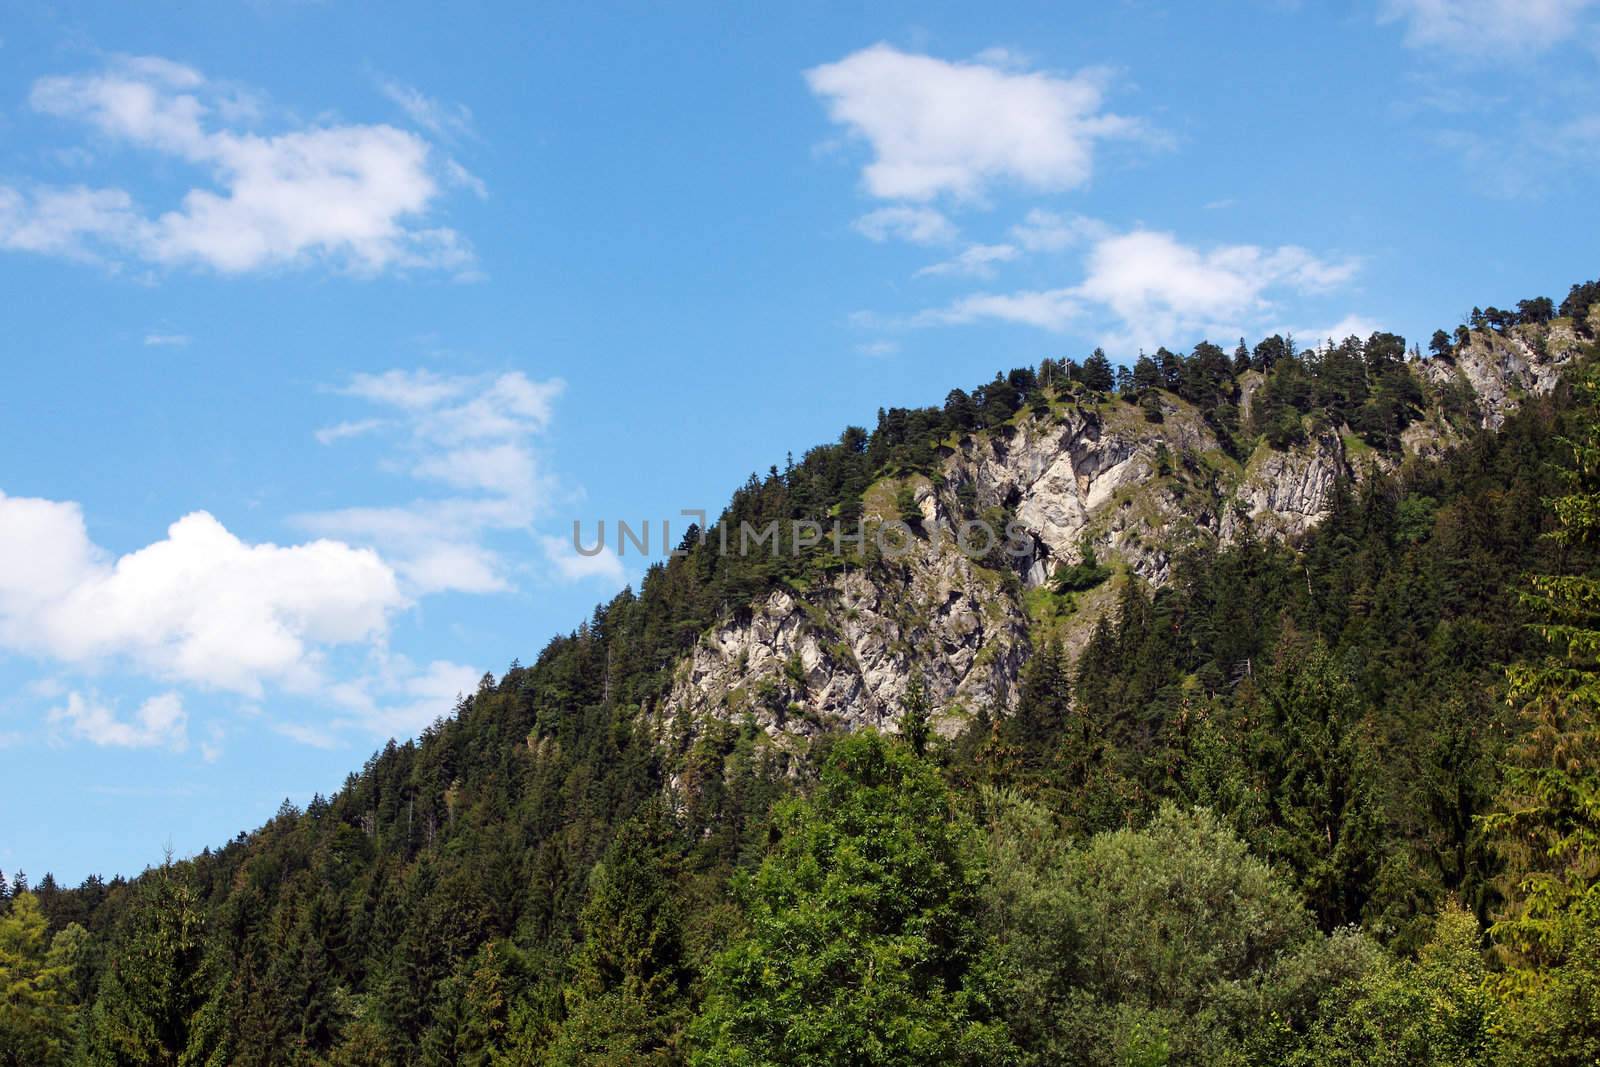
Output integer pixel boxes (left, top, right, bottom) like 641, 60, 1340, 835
656, 321, 1591, 752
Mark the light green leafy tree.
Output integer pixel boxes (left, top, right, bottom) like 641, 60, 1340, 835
0, 892, 85, 1066
690, 731, 1012, 1066
1294, 903, 1497, 1066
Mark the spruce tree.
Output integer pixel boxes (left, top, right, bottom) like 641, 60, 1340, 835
1484, 369, 1600, 972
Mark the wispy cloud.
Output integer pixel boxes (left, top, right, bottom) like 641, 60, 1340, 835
1379, 0, 1598, 56
852, 206, 956, 245
143, 332, 190, 347
1009, 210, 1107, 252
302, 369, 565, 595
541, 534, 628, 587
377, 77, 476, 142
883, 223, 1361, 353
915, 242, 1020, 279
326, 655, 480, 739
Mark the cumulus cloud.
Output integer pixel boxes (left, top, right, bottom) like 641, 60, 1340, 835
0, 492, 406, 696
1074, 230, 1357, 342
896, 224, 1360, 351
806, 44, 1146, 202
49, 691, 188, 751
0, 56, 473, 275
302, 369, 565, 594
852, 206, 957, 245
1380, 0, 1597, 55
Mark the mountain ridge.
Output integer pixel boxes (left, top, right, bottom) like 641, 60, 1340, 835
650, 308, 1595, 753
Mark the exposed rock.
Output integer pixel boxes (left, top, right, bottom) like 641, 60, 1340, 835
1414, 320, 1586, 430
663, 541, 1028, 744
658, 321, 1588, 750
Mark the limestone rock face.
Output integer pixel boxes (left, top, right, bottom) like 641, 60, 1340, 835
1414, 320, 1587, 430
659, 324, 1588, 747
664, 545, 1028, 743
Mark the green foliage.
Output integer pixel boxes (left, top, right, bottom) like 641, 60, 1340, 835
0, 893, 82, 1067
1295, 904, 1498, 1066
978, 798, 1373, 1066
897, 670, 932, 759
1050, 543, 1112, 593
14, 279, 1600, 1065
1483, 369, 1600, 973
1491, 918, 1600, 1066
82, 862, 207, 1066
690, 732, 1011, 1066
545, 812, 689, 1064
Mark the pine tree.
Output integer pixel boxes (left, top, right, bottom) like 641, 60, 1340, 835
1484, 369, 1600, 972
899, 670, 933, 758
1015, 638, 1070, 751
1249, 638, 1384, 930
83, 862, 207, 1066
1082, 348, 1115, 393
547, 811, 689, 1064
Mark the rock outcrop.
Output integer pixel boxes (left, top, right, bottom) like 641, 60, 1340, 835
658, 321, 1591, 748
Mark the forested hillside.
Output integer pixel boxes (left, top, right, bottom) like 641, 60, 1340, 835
5, 278, 1600, 1065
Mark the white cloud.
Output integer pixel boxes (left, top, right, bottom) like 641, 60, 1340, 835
1285, 314, 1387, 347
1380, 0, 1597, 54
916, 242, 1020, 279
335, 367, 467, 410
303, 370, 565, 594
377, 78, 476, 142
852, 206, 957, 245
444, 158, 488, 199
857, 339, 900, 357
49, 691, 189, 751
272, 720, 341, 750
1009, 209, 1107, 252
917, 288, 1082, 331
199, 721, 224, 763
0, 492, 405, 696
143, 332, 190, 347
1074, 230, 1358, 345
314, 418, 387, 445
1, 56, 472, 275
541, 534, 628, 587
806, 44, 1146, 202
0, 185, 144, 259
895, 224, 1359, 351
327, 656, 480, 738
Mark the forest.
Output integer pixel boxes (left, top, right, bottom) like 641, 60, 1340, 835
3, 277, 1600, 1065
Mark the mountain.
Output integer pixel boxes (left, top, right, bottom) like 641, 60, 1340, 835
5, 280, 1600, 1066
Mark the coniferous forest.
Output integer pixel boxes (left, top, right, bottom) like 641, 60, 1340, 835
8, 279, 1600, 1066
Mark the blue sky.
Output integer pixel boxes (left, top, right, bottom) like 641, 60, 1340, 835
1, 0, 1596, 883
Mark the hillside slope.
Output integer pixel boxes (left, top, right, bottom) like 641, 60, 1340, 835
11, 284, 1600, 1066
